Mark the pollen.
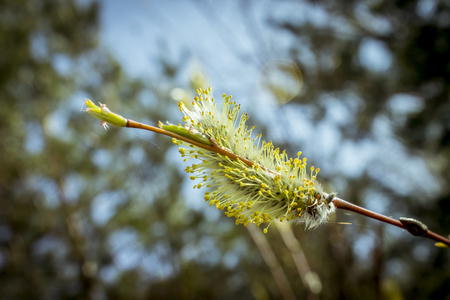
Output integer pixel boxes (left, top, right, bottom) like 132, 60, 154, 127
172, 87, 336, 232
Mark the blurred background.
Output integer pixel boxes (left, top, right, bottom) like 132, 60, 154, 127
0, 0, 449, 299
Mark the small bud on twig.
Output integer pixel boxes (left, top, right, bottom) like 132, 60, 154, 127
84, 99, 127, 129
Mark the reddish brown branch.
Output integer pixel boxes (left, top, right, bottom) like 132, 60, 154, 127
127, 119, 277, 174
332, 198, 450, 247
127, 118, 450, 247
332, 198, 405, 229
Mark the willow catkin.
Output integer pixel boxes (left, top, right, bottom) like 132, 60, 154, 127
170, 87, 336, 233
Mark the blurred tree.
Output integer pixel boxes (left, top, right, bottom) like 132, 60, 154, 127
0, 1, 273, 299
266, 0, 450, 299
1, 0, 449, 300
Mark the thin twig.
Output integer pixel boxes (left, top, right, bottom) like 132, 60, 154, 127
126, 118, 450, 247
276, 222, 321, 299
127, 119, 278, 175
247, 225, 296, 300
332, 198, 450, 246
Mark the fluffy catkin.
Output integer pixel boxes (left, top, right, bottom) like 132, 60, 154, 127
173, 87, 336, 232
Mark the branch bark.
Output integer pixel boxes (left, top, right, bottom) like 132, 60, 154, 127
126, 118, 450, 247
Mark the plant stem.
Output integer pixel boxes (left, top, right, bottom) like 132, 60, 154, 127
126, 118, 450, 247
247, 225, 296, 300
127, 119, 277, 174
332, 198, 405, 229
331, 198, 450, 246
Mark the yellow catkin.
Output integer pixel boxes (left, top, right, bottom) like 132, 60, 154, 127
174, 88, 336, 232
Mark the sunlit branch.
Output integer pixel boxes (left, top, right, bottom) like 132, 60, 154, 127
126, 118, 450, 247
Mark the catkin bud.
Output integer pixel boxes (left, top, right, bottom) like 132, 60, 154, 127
84, 99, 127, 129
